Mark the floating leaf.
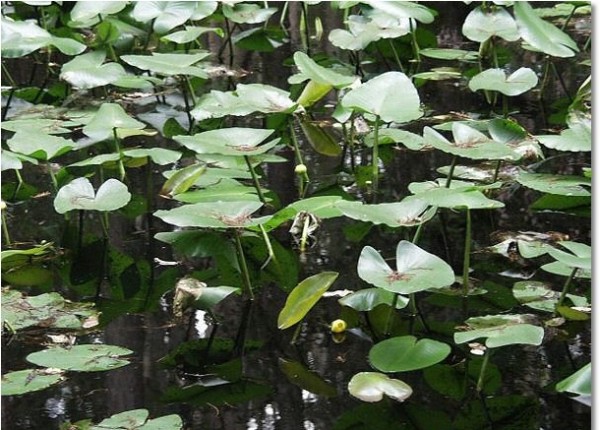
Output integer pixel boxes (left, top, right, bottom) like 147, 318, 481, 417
83, 103, 147, 141
173, 277, 240, 317
60, 50, 126, 89
7, 130, 74, 160
26, 344, 132, 372
89, 408, 183, 430
409, 185, 504, 210
1, 290, 98, 332
454, 314, 544, 348
277, 271, 339, 329
175, 181, 259, 204
366, 1, 435, 24
191, 90, 255, 121
420, 48, 479, 61
469, 67, 538, 96
175, 128, 276, 156
337, 199, 435, 227
291, 51, 356, 87
236, 83, 297, 114
70, 1, 127, 24
154, 200, 270, 229
413, 67, 462, 81
121, 52, 210, 78
1, 369, 64, 396
462, 6, 519, 42
279, 358, 337, 397
348, 372, 412, 403
547, 241, 591, 271
262, 195, 345, 231
513, 281, 588, 313
339, 288, 409, 312
358, 241, 454, 294
342, 72, 422, 123
365, 128, 427, 150
369, 336, 451, 372
514, 1, 578, 58
516, 171, 591, 197
54, 177, 131, 214
222, 3, 277, 24
160, 163, 207, 197
556, 363, 591, 396
132, 1, 199, 34
536, 116, 591, 152
161, 26, 223, 44
329, 14, 410, 51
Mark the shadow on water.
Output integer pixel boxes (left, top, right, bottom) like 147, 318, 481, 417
1, 2, 591, 429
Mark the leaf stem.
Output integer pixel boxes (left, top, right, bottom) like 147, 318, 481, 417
244, 155, 267, 206
477, 349, 491, 392
234, 229, 255, 300
372, 115, 381, 193
557, 267, 579, 308
113, 128, 126, 181
462, 208, 472, 296
445, 156, 457, 188
1, 206, 11, 246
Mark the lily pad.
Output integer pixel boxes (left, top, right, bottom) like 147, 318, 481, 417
132, 1, 200, 34
90, 409, 183, 430
342, 71, 422, 123
54, 177, 131, 214
291, 51, 356, 88
1, 289, 98, 332
121, 52, 210, 78
190, 90, 255, 121
262, 195, 345, 231
364, 128, 427, 150
419, 48, 479, 61
339, 288, 409, 312
236, 83, 297, 114
329, 14, 410, 51
369, 336, 451, 372
26, 344, 133, 372
462, 6, 519, 42
409, 185, 504, 210
83, 103, 147, 142
469, 67, 538, 96
336, 199, 435, 227
173, 276, 239, 317
1, 368, 64, 396
546, 241, 591, 271
60, 50, 126, 89
454, 314, 544, 348
174, 128, 277, 156
514, 1, 579, 58
516, 171, 591, 197
513, 281, 588, 312
161, 26, 223, 44
556, 363, 591, 396
348, 372, 412, 403
222, 3, 277, 24
536, 116, 591, 152
366, 1, 435, 24
7, 130, 74, 160
357, 240, 455, 294
69, 1, 127, 24
154, 200, 270, 229
277, 271, 339, 329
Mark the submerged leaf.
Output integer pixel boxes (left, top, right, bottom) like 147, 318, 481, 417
278, 272, 339, 329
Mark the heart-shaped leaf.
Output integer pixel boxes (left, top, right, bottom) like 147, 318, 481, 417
175, 128, 276, 156
366, 1, 435, 23
516, 171, 591, 197
222, 3, 277, 24
161, 26, 223, 44
420, 48, 479, 61
60, 50, 126, 89
191, 90, 255, 121
546, 241, 591, 270
536, 116, 591, 152
556, 363, 591, 396
342, 71, 422, 123
7, 130, 74, 160
408, 184, 504, 209
513, 281, 588, 313
348, 372, 412, 403
277, 271, 339, 329
462, 6, 519, 42
1, 369, 64, 396
26, 344, 133, 372
454, 314, 544, 348
54, 177, 131, 214
154, 200, 270, 229
121, 52, 210, 78
357, 240, 454, 294
132, 1, 199, 34
70, 1, 127, 24
83, 103, 147, 141
469, 67, 538, 96
291, 51, 356, 88
235, 83, 297, 114
369, 335, 451, 372
514, 1, 578, 58
339, 288, 409, 312
337, 199, 435, 227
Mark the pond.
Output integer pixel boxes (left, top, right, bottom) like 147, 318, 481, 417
1, 2, 592, 429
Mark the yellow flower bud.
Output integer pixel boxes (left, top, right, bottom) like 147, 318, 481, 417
330, 319, 347, 333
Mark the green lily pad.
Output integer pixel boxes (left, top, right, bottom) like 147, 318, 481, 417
336, 198, 435, 227
279, 358, 337, 397
174, 128, 276, 156
222, 3, 277, 24
556, 363, 591, 396
26, 344, 133, 372
454, 314, 544, 348
409, 185, 505, 210
54, 177, 131, 214
342, 71, 422, 123
161, 26, 223, 44
291, 51, 356, 87
60, 50, 126, 89
123, 148, 182, 165
277, 271, 339, 329
516, 171, 591, 196
462, 6, 519, 42
7, 130, 74, 160
131, 1, 200, 34
191, 90, 255, 121
236, 83, 297, 114
154, 200, 270, 229
339, 287, 409, 311
423, 124, 519, 160
513, 281, 588, 313
83, 103, 147, 142
69, 1, 127, 24
1, 289, 98, 332
358, 240, 455, 294
546, 241, 591, 271
536, 116, 591, 152
365, 128, 427, 150
469, 67, 538, 96
413, 67, 462, 81
514, 1, 578, 58
1, 369, 64, 396
541, 261, 591, 279
175, 180, 259, 204
173, 276, 240, 317
1, 17, 86, 58
329, 13, 410, 51
1, 149, 38, 171
366, 0, 435, 24
89, 409, 183, 430
262, 195, 345, 231
348, 372, 412, 403
121, 52, 210, 78
419, 48, 479, 61
369, 335, 451, 372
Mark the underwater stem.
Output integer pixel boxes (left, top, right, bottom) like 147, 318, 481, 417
244, 155, 267, 206
234, 229, 255, 300
557, 267, 579, 308
462, 208, 472, 296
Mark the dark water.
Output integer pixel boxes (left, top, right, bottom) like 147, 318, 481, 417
1, 3, 591, 429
